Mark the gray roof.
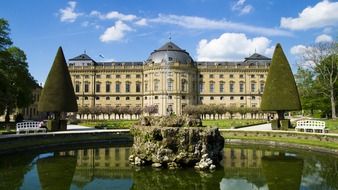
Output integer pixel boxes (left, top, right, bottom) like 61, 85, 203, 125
69, 54, 93, 61
245, 53, 271, 61
96, 62, 143, 66
147, 41, 193, 64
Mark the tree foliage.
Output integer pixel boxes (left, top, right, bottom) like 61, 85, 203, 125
0, 18, 36, 121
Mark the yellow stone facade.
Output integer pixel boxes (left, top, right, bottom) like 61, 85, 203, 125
68, 42, 270, 116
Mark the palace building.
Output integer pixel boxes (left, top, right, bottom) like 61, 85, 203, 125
68, 41, 270, 116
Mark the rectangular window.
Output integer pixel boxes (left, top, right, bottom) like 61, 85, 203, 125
116, 74, 121, 78
96, 75, 101, 79
106, 83, 111, 92
260, 75, 264, 78
199, 82, 204, 92
96, 83, 101, 93
240, 83, 244, 93
136, 74, 141, 78
230, 83, 234, 93
229, 74, 234, 78
220, 82, 224, 93
251, 83, 256, 92
126, 74, 131, 78
84, 83, 89, 92
75, 84, 80, 93
251, 74, 255, 78
210, 82, 214, 93
126, 83, 131, 92
136, 83, 141, 92
115, 83, 120, 93
219, 74, 224, 78
260, 83, 264, 92
209, 74, 214, 78
145, 83, 148, 92
239, 74, 244, 78
154, 80, 159, 91
106, 75, 111, 78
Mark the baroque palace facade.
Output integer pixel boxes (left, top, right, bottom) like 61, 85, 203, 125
68, 41, 270, 116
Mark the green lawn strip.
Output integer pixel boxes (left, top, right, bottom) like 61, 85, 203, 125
79, 120, 137, 129
222, 135, 338, 149
202, 119, 266, 129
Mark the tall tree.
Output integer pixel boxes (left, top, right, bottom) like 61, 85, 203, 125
0, 18, 12, 50
300, 42, 338, 119
38, 47, 78, 130
261, 43, 301, 128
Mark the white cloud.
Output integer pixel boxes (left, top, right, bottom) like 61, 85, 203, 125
59, 1, 83, 22
232, 0, 253, 15
315, 34, 333, 43
290, 45, 309, 56
135, 18, 148, 26
151, 14, 292, 36
196, 33, 273, 61
281, 0, 338, 30
90, 10, 137, 21
99, 21, 132, 42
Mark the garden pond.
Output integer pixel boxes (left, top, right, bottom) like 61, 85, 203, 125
0, 143, 337, 190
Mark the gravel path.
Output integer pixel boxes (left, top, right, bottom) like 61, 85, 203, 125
236, 123, 272, 131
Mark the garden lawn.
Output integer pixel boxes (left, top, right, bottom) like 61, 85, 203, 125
202, 119, 266, 129
79, 120, 137, 129
323, 119, 338, 133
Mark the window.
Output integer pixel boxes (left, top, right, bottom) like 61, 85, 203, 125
251, 82, 256, 92
251, 74, 255, 78
136, 82, 141, 92
116, 97, 120, 100
95, 96, 99, 100
116, 74, 121, 78
199, 97, 204, 100
144, 96, 147, 100
229, 74, 234, 78
136, 97, 140, 100
126, 74, 131, 78
126, 82, 131, 92
167, 79, 173, 91
96, 75, 101, 79
155, 96, 158, 99
75, 75, 80, 79
210, 96, 214, 100
106, 96, 110, 100
239, 74, 244, 78
209, 82, 215, 93
252, 96, 256, 100
106, 82, 111, 93
220, 74, 224, 78
220, 82, 225, 93
230, 82, 235, 93
154, 80, 160, 91
181, 79, 187, 92
136, 74, 141, 78
230, 96, 234, 100
169, 95, 172, 99
240, 96, 244, 100
239, 82, 244, 93
96, 83, 101, 93
209, 74, 214, 78
145, 82, 148, 92
220, 96, 224, 100
106, 75, 111, 78
199, 74, 203, 78
84, 96, 88, 100
260, 83, 264, 92
145, 74, 148, 77
84, 83, 89, 93
84, 75, 89, 79
260, 74, 264, 78
182, 96, 186, 99
75, 83, 80, 93
115, 82, 121, 93
199, 82, 204, 92
76, 96, 79, 100
126, 97, 130, 100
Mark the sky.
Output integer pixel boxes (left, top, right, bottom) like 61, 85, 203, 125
0, 0, 337, 84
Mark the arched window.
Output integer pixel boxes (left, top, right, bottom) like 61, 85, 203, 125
209, 81, 215, 93
154, 79, 160, 91
115, 82, 121, 93
229, 81, 235, 93
181, 79, 188, 92
239, 81, 245, 93
251, 81, 256, 92
219, 81, 225, 93
75, 82, 81, 93
125, 81, 131, 93
167, 79, 173, 91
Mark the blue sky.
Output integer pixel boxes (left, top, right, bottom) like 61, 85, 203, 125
1, 0, 337, 83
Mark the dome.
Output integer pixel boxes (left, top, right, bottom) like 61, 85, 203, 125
147, 42, 193, 65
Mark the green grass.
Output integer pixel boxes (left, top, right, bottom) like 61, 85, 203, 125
222, 135, 338, 150
323, 119, 338, 133
202, 119, 266, 129
79, 120, 137, 129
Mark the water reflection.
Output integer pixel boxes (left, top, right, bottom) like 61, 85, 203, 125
0, 145, 337, 190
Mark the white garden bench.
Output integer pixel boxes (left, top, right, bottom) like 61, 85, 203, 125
16, 121, 46, 134
295, 120, 326, 133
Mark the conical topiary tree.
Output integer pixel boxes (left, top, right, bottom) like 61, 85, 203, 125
38, 47, 78, 131
261, 43, 301, 129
